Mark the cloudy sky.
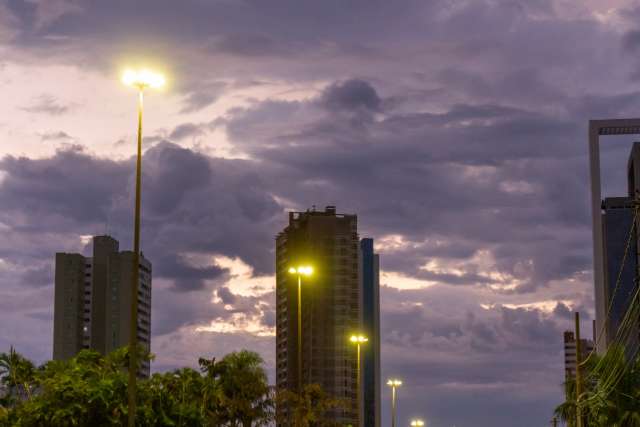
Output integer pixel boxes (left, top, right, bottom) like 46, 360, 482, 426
2, 0, 640, 425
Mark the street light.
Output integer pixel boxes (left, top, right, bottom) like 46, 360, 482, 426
387, 378, 403, 427
288, 265, 313, 392
349, 334, 368, 427
122, 67, 165, 427
410, 419, 425, 427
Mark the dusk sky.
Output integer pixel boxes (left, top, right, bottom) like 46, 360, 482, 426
2, 0, 640, 426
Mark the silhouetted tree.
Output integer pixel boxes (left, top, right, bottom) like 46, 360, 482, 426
277, 383, 345, 427
555, 345, 640, 426
0, 347, 274, 427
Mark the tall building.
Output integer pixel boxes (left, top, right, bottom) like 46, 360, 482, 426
360, 238, 381, 427
563, 331, 594, 380
53, 235, 152, 376
588, 120, 640, 354
595, 142, 640, 354
601, 197, 637, 350
276, 206, 361, 425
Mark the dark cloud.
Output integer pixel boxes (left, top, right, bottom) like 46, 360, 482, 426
379, 285, 572, 426
221, 81, 592, 293
216, 286, 236, 305
21, 94, 70, 115
553, 302, 573, 320
142, 142, 212, 216
179, 82, 226, 114
39, 131, 73, 142
19, 262, 53, 288
169, 123, 205, 141
0, 146, 128, 228
210, 33, 290, 57
320, 79, 381, 113
622, 30, 640, 52
0, 141, 283, 338
153, 253, 225, 293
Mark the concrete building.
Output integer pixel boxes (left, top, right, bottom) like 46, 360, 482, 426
589, 119, 640, 353
591, 139, 640, 354
601, 197, 638, 352
276, 206, 361, 425
53, 235, 152, 376
563, 331, 594, 380
360, 238, 381, 427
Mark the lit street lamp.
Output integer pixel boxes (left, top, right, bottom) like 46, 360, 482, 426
410, 419, 425, 426
349, 334, 368, 426
288, 265, 313, 392
387, 378, 402, 427
121, 68, 165, 427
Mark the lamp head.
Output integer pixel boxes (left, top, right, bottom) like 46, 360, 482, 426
288, 265, 313, 276
387, 378, 403, 387
349, 334, 368, 344
410, 420, 425, 427
122, 68, 165, 90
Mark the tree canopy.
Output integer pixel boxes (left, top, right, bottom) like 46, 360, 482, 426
0, 347, 342, 427
555, 345, 640, 427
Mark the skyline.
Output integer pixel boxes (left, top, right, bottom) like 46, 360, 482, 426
2, 1, 640, 425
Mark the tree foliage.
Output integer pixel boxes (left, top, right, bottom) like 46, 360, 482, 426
0, 347, 275, 427
0, 346, 36, 405
555, 345, 640, 427
276, 383, 346, 427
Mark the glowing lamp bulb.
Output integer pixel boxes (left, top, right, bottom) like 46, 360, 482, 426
122, 68, 166, 89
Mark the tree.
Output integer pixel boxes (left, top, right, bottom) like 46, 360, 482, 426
0, 346, 36, 403
139, 367, 206, 426
0, 347, 275, 427
555, 345, 640, 427
8, 348, 130, 426
276, 383, 345, 427
199, 350, 273, 427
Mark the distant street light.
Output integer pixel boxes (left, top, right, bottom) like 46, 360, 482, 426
122, 67, 165, 427
410, 419, 425, 427
350, 334, 368, 426
387, 378, 403, 427
288, 265, 313, 392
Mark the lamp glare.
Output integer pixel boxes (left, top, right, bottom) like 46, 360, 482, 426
122, 68, 166, 89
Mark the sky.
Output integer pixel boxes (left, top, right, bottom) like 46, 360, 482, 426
1, 0, 640, 425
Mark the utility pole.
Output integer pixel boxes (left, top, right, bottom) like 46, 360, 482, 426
575, 311, 583, 427
552, 416, 558, 427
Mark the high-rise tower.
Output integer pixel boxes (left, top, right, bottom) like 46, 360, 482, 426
595, 142, 640, 354
276, 206, 360, 425
360, 238, 381, 427
53, 235, 152, 376
563, 331, 594, 380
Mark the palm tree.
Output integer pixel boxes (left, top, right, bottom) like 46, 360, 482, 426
555, 345, 640, 426
0, 346, 36, 402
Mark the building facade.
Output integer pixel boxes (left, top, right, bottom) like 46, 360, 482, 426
601, 197, 638, 351
53, 235, 152, 376
276, 206, 361, 425
563, 331, 595, 380
360, 238, 381, 427
594, 142, 640, 354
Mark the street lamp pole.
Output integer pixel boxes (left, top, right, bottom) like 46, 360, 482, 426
297, 272, 302, 391
387, 379, 402, 427
122, 68, 165, 427
127, 81, 143, 427
350, 334, 368, 427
